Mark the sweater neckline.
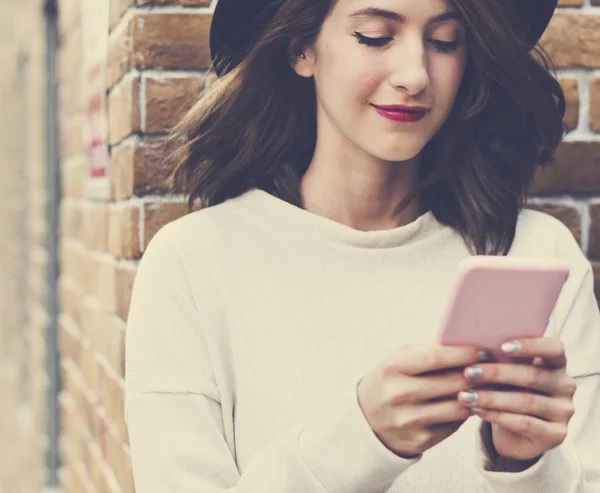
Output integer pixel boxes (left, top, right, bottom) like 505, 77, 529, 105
235, 187, 444, 249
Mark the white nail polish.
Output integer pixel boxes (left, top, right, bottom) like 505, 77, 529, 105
459, 391, 478, 403
501, 341, 521, 354
465, 366, 483, 379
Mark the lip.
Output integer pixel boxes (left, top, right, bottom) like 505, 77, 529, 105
374, 104, 430, 112
371, 104, 428, 123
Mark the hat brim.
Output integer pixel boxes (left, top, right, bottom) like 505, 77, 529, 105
209, 0, 558, 77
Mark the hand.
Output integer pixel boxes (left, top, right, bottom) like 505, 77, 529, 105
357, 344, 488, 459
456, 337, 577, 462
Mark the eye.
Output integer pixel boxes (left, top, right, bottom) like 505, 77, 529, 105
429, 40, 462, 53
353, 32, 392, 48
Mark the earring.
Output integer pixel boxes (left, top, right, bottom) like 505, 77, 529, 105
300, 52, 306, 59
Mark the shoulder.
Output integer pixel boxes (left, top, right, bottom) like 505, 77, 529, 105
143, 199, 242, 261
515, 208, 575, 244
512, 208, 588, 268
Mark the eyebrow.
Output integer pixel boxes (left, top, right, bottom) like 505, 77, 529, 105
348, 7, 463, 25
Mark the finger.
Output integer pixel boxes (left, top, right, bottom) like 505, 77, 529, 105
426, 421, 463, 433
392, 345, 482, 376
500, 337, 566, 369
457, 389, 575, 423
470, 409, 568, 445
463, 363, 565, 395
412, 371, 472, 401
404, 399, 472, 426
389, 372, 469, 405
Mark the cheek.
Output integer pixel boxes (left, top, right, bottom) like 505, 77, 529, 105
320, 44, 383, 100
431, 58, 467, 106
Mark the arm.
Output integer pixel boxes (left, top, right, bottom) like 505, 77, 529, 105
124, 224, 419, 493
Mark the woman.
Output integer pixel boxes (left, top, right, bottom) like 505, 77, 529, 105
124, 0, 600, 491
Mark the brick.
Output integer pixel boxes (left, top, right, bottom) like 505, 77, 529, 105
91, 256, 119, 314
108, 75, 141, 146
558, 78, 578, 132
108, 377, 125, 438
105, 316, 126, 379
79, 341, 99, 398
111, 138, 177, 198
75, 249, 93, 298
589, 204, 600, 259
110, 0, 134, 30
143, 201, 188, 249
526, 203, 581, 244
116, 449, 134, 493
590, 77, 600, 132
108, 203, 141, 259
132, 13, 212, 70
530, 142, 600, 196
82, 203, 110, 253
96, 358, 112, 421
113, 381, 129, 446
60, 279, 85, 330
538, 13, 600, 68
61, 156, 87, 200
60, 200, 83, 240
106, 402, 122, 471
103, 465, 121, 493
109, 140, 135, 200
137, 0, 210, 4
75, 246, 92, 296
88, 441, 105, 493
144, 75, 205, 133
59, 315, 82, 367
107, 16, 132, 88
116, 263, 137, 322
558, 0, 583, 5
59, 70, 84, 117
134, 138, 177, 195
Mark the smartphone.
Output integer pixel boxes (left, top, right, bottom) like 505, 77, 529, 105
437, 256, 570, 363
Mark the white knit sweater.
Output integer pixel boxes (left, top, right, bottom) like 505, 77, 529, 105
125, 187, 600, 493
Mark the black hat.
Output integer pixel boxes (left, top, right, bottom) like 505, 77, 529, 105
209, 0, 558, 77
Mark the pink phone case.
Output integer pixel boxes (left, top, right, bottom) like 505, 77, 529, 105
437, 256, 570, 363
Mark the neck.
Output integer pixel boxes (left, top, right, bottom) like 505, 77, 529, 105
299, 153, 423, 232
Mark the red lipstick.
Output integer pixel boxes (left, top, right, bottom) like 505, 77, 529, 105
372, 104, 428, 123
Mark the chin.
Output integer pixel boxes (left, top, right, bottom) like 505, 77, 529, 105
372, 146, 424, 163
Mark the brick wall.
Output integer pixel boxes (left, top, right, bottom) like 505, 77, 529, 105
56, 1, 210, 492
56, 0, 133, 491
0, 1, 599, 493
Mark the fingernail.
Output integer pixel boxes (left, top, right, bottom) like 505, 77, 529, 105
459, 390, 478, 403
501, 341, 521, 354
465, 366, 483, 379
477, 350, 492, 362
472, 407, 485, 413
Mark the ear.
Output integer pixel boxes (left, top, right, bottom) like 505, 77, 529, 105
287, 41, 314, 78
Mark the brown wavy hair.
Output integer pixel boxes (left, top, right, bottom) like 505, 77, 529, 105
164, 0, 566, 255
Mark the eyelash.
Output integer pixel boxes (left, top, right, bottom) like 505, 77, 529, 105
353, 31, 462, 53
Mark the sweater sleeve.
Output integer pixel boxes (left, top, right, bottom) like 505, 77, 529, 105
474, 224, 600, 492
124, 224, 419, 493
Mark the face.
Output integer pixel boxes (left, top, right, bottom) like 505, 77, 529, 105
293, 0, 468, 163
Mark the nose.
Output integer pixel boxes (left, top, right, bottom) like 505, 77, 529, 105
388, 38, 430, 96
